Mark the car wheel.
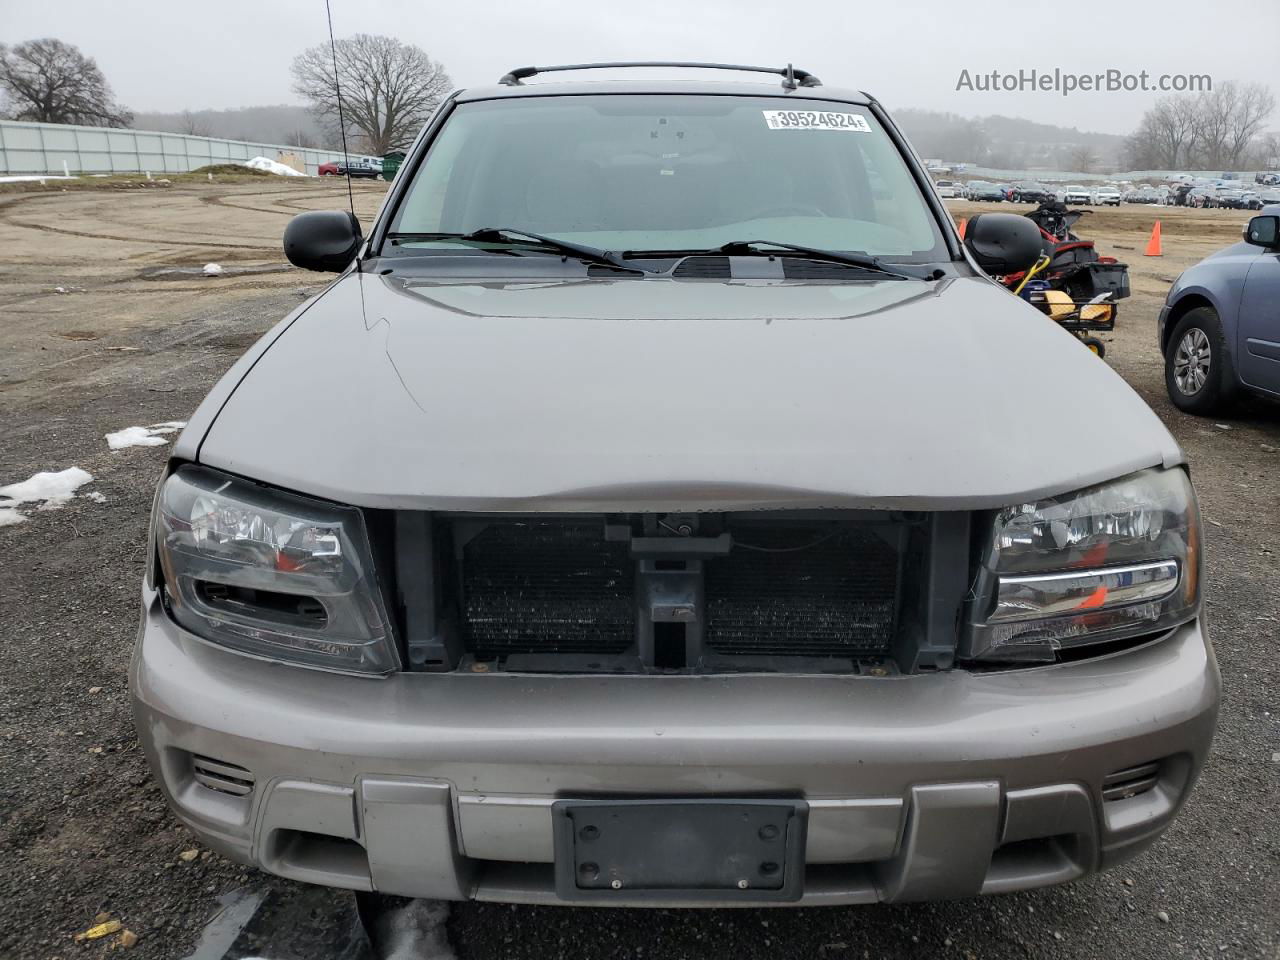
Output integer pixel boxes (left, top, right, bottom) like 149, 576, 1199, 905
1164, 308, 1237, 415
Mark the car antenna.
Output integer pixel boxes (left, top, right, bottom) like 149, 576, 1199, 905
324, 0, 359, 267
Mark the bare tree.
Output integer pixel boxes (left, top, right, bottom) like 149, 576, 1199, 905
180, 110, 210, 137
291, 34, 451, 155
1258, 131, 1280, 169
1122, 119, 1161, 170
0, 39, 132, 127
286, 128, 318, 149
1223, 83, 1275, 168
1066, 145, 1098, 173
1189, 85, 1236, 168
1125, 83, 1277, 170
1147, 95, 1197, 169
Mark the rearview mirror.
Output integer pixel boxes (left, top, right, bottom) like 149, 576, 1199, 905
1244, 215, 1279, 248
963, 213, 1045, 276
283, 210, 362, 272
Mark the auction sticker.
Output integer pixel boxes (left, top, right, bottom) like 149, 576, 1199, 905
762, 110, 871, 131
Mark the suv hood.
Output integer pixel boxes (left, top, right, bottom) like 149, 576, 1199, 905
196, 272, 1181, 511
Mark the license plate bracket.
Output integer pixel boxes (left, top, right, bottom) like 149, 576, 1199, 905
552, 798, 807, 902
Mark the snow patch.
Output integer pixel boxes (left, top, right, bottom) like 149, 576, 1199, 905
105, 427, 167, 449
0, 467, 94, 505
244, 156, 308, 177
0, 174, 79, 183
0, 467, 95, 525
105, 421, 186, 450
202, 262, 223, 276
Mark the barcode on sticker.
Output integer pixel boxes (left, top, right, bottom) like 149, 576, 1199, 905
762, 110, 871, 131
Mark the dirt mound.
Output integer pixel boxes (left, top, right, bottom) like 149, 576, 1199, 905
191, 163, 271, 176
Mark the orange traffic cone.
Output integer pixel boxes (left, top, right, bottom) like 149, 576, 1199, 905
957, 218, 968, 240
1144, 221, 1162, 256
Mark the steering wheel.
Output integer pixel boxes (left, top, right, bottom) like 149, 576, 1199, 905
746, 203, 829, 219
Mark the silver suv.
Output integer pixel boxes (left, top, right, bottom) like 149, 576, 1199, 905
132, 62, 1218, 908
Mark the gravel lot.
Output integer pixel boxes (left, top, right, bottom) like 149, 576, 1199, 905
0, 181, 1276, 959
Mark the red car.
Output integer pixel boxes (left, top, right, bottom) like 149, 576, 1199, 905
318, 158, 380, 179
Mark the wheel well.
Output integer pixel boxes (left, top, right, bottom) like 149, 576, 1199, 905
1162, 295, 1215, 355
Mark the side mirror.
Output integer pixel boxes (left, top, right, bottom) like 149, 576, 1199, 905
284, 210, 362, 272
1244, 215, 1279, 247
963, 212, 1045, 276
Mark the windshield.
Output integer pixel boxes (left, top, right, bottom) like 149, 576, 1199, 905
387, 94, 946, 262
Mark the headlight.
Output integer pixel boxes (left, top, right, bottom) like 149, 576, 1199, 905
965, 468, 1200, 662
155, 466, 398, 674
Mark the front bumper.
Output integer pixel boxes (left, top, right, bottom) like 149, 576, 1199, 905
130, 588, 1219, 906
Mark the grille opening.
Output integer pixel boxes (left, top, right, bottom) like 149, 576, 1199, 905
704, 524, 900, 658
654, 622, 687, 669
443, 513, 913, 672
191, 754, 255, 797
196, 581, 326, 627
460, 521, 634, 657
1102, 761, 1161, 802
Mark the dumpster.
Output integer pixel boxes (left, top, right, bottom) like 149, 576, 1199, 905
382, 151, 406, 182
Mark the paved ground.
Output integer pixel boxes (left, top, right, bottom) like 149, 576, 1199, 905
0, 181, 1276, 959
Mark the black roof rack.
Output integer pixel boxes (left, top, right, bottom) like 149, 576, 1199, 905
497, 61, 822, 90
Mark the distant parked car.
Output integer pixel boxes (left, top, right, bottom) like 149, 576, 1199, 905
318, 158, 381, 179
1214, 190, 1247, 209
1057, 185, 1092, 205
933, 179, 960, 198
1185, 187, 1216, 208
1128, 188, 1166, 206
1159, 206, 1280, 413
1091, 185, 1122, 206
1011, 181, 1052, 203
966, 180, 1005, 202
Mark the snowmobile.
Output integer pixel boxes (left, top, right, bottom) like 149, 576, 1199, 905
999, 202, 1130, 358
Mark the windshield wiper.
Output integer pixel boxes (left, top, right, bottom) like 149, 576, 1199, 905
624, 241, 940, 281
385, 227, 653, 274
718, 241, 944, 280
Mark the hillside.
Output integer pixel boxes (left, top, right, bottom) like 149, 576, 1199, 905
895, 109, 1126, 170
131, 105, 330, 148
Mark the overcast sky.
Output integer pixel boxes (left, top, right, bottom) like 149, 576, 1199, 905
4, 0, 1277, 134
